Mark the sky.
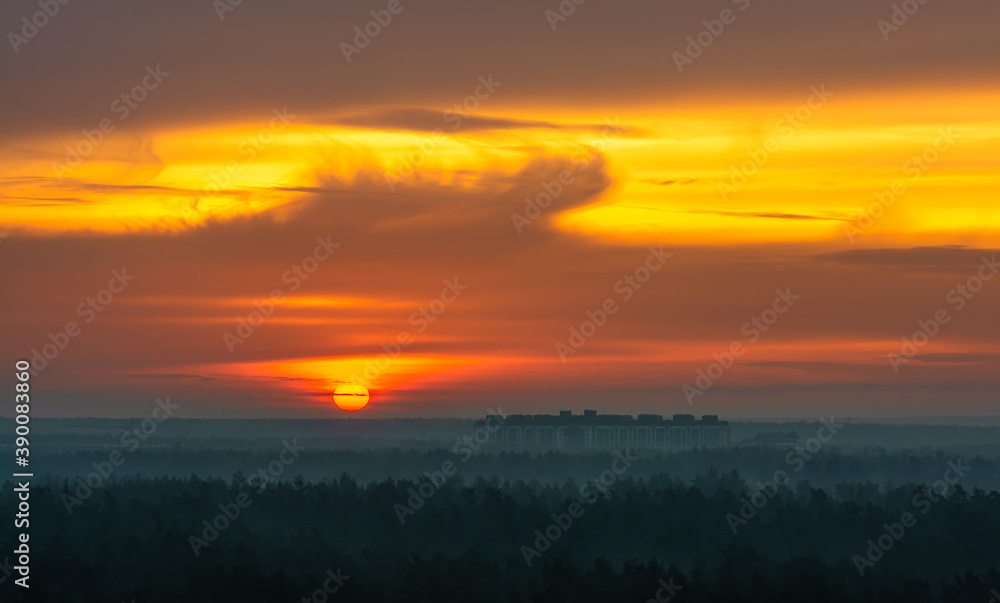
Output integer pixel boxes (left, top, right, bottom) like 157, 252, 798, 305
1, 0, 999, 418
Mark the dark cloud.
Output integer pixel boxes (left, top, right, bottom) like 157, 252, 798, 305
2, 0, 998, 138
330, 108, 641, 135
817, 246, 999, 268
913, 353, 1000, 364
745, 361, 876, 375
123, 373, 216, 381
0, 196, 91, 205
266, 186, 338, 194
695, 209, 849, 221
611, 206, 844, 222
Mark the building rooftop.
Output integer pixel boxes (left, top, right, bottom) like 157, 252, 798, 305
493, 410, 728, 426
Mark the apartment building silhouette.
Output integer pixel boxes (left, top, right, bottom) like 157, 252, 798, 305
477, 410, 731, 451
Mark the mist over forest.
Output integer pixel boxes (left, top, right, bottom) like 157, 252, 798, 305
3, 418, 999, 602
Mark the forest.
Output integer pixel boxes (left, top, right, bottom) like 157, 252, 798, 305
2, 447, 999, 602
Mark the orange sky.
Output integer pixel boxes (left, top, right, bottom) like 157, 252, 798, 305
1, 0, 999, 417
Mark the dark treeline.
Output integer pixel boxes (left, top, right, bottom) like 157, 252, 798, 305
20, 446, 1000, 492
5, 418, 1000, 451
3, 458, 999, 602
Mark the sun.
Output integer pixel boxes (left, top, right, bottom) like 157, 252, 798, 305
332, 384, 370, 411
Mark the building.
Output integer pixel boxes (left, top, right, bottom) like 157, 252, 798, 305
475, 410, 730, 451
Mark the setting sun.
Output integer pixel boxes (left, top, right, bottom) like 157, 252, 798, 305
332, 384, 370, 411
